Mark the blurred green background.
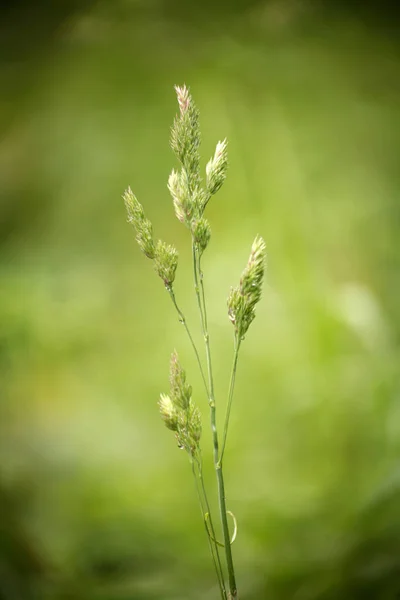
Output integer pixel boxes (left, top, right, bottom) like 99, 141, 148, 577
1, 1, 400, 598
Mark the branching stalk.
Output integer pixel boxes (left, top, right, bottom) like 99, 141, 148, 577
124, 84, 266, 600
191, 459, 227, 599
192, 243, 207, 353
167, 287, 209, 397
194, 247, 238, 599
219, 334, 241, 465
169, 283, 227, 596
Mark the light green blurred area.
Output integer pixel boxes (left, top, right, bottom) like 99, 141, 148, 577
1, 1, 400, 598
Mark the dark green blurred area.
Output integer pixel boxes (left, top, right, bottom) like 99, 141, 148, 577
1, 1, 400, 598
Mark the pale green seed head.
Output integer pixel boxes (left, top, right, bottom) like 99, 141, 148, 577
160, 350, 202, 456
170, 85, 201, 196
123, 186, 144, 225
227, 235, 266, 339
206, 139, 228, 196
191, 217, 211, 255
174, 84, 190, 115
159, 393, 178, 431
188, 404, 202, 444
154, 240, 178, 288
169, 86, 228, 221
123, 187, 155, 259
169, 350, 192, 410
240, 235, 266, 297
176, 402, 202, 456
168, 168, 193, 226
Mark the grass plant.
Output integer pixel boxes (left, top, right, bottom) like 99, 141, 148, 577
123, 85, 266, 599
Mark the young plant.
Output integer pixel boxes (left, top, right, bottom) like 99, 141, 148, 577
123, 85, 266, 600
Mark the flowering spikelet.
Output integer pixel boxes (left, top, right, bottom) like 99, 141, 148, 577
191, 217, 211, 255
154, 240, 178, 288
159, 393, 178, 431
169, 350, 192, 410
169, 85, 229, 225
175, 84, 190, 115
170, 85, 201, 201
240, 235, 265, 300
227, 236, 266, 339
159, 351, 202, 456
168, 168, 193, 225
206, 139, 228, 197
123, 187, 155, 259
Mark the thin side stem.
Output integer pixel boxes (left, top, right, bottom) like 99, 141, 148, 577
192, 243, 206, 337
219, 334, 241, 465
171, 273, 225, 596
198, 256, 208, 330
169, 283, 227, 595
195, 249, 238, 600
194, 250, 215, 410
167, 287, 209, 397
196, 457, 227, 599
191, 460, 227, 600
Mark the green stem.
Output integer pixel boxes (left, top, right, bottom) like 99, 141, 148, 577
219, 334, 241, 464
215, 465, 237, 598
191, 459, 227, 599
167, 287, 209, 397
168, 284, 227, 596
197, 458, 227, 599
192, 243, 206, 338
195, 249, 238, 600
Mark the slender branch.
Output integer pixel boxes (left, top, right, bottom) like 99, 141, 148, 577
168, 283, 225, 596
192, 243, 206, 341
191, 460, 227, 599
194, 249, 215, 410
195, 248, 238, 600
198, 256, 208, 331
195, 457, 227, 599
219, 334, 241, 465
167, 287, 209, 397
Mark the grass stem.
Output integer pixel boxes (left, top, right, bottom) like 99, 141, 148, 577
167, 287, 209, 397
191, 459, 227, 599
195, 249, 238, 599
219, 335, 241, 465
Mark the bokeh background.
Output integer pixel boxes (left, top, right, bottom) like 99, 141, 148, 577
1, 1, 400, 598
